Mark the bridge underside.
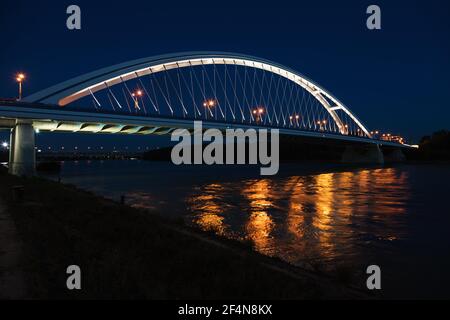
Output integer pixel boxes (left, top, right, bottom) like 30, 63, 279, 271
0, 104, 410, 176
0, 104, 407, 146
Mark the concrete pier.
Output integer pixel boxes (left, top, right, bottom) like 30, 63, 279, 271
383, 148, 406, 163
341, 144, 384, 164
8, 121, 36, 176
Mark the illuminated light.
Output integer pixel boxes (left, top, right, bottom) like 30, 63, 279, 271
203, 99, 216, 108
289, 116, 293, 120
344, 124, 348, 128
317, 121, 321, 125
253, 110, 257, 114
35, 128, 40, 133
16, 73, 25, 82
375, 131, 379, 134
322, 120, 327, 124
136, 90, 143, 96
295, 115, 300, 120
2, 142, 8, 148
258, 108, 264, 114
15, 72, 26, 100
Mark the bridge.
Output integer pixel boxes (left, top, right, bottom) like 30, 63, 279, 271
0, 52, 412, 176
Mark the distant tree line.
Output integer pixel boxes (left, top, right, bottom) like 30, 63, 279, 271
409, 130, 450, 161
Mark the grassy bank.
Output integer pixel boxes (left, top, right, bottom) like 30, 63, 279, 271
0, 166, 364, 299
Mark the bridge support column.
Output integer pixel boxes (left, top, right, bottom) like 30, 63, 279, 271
9, 121, 36, 176
383, 148, 406, 163
341, 144, 384, 164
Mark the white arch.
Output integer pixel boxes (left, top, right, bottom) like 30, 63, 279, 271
23, 52, 372, 137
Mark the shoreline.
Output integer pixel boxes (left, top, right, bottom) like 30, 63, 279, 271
0, 165, 369, 299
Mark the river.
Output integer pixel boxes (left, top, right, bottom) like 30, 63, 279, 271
42, 160, 450, 298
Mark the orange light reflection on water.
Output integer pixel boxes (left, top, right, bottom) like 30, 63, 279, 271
187, 167, 410, 267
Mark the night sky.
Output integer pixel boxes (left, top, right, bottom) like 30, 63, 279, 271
1, 0, 449, 150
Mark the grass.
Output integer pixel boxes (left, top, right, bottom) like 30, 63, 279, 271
0, 167, 363, 299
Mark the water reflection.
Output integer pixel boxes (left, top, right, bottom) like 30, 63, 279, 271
186, 167, 410, 269
44, 160, 450, 297
241, 180, 275, 255
188, 184, 227, 235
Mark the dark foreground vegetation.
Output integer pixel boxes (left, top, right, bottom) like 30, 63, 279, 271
0, 166, 363, 299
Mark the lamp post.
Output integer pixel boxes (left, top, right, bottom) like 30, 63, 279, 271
203, 99, 215, 120
16, 73, 25, 100
132, 90, 143, 110
253, 107, 264, 124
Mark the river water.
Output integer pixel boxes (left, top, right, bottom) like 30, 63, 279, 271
43, 160, 450, 298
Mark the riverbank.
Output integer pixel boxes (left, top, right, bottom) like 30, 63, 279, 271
0, 166, 367, 299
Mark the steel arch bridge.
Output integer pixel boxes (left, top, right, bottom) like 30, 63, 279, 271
21, 51, 371, 138
0, 52, 413, 176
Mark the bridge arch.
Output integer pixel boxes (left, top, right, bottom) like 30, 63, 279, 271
23, 52, 371, 137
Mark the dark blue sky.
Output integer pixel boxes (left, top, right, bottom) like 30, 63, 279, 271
1, 0, 449, 149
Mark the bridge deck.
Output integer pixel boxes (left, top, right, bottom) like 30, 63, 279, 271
0, 101, 413, 149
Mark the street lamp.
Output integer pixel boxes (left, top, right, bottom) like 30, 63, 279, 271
16, 73, 25, 100
2, 141, 8, 149
132, 90, 143, 110
290, 114, 300, 126
203, 99, 215, 119
252, 107, 264, 123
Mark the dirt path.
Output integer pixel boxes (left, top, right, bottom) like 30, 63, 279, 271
0, 199, 27, 299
